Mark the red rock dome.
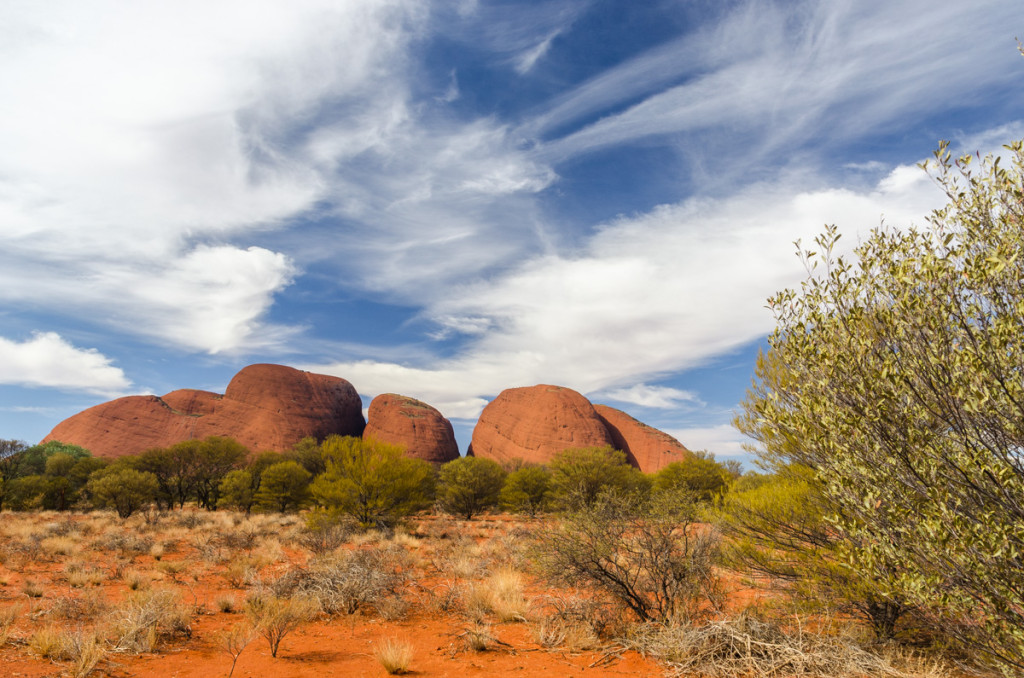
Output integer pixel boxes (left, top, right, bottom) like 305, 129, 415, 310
593, 404, 692, 473
42, 364, 364, 458
469, 385, 615, 467
363, 393, 459, 463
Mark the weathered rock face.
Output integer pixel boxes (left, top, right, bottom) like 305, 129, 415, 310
43, 364, 365, 458
594, 404, 691, 473
469, 385, 615, 466
363, 394, 459, 463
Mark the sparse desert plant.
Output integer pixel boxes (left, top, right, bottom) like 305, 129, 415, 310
123, 569, 150, 591
149, 543, 165, 560
107, 588, 194, 653
244, 592, 317, 657
48, 591, 107, 621
155, 560, 186, 581
375, 636, 414, 674
28, 625, 64, 659
273, 545, 409, 617
461, 624, 496, 652
217, 595, 240, 613
223, 556, 262, 589
0, 604, 19, 645
485, 569, 531, 622
62, 628, 107, 678
41, 534, 79, 558
535, 489, 721, 624
215, 621, 255, 678
299, 510, 356, 555
21, 579, 44, 598
626, 612, 911, 678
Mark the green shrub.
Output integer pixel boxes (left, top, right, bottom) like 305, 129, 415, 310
499, 465, 552, 516
548, 446, 648, 509
309, 436, 434, 528
436, 456, 506, 519
87, 468, 159, 518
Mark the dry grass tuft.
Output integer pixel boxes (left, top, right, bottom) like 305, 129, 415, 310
375, 636, 415, 674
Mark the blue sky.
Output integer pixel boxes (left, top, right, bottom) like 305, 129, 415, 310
2, 0, 1023, 465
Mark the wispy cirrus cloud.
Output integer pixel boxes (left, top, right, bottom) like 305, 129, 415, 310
533, 0, 1022, 169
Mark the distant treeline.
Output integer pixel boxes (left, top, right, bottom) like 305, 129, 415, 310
0, 436, 739, 523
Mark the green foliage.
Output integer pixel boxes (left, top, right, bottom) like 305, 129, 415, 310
135, 437, 248, 509
717, 465, 909, 639
17, 441, 91, 477
0, 445, 106, 511
87, 467, 159, 518
436, 456, 506, 519
654, 454, 731, 503
254, 461, 311, 513
536, 489, 721, 623
193, 437, 249, 510
309, 436, 434, 528
499, 465, 552, 515
739, 140, 1024, 671
284, 437, 325, 476
218, 470, 256, 513
0, 439, 28, 511
548, 445, 649, 509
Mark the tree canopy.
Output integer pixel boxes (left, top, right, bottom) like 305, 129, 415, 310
738, 140, 1024, 672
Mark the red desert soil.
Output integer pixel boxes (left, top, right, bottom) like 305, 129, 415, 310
0, 511, 665, 678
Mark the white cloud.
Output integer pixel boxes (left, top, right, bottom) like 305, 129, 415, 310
0, 333, 131, 395
305, 154, 949, 420
598, 384, 702, 409
664, 425, 752, 462
0, 0, 431, 353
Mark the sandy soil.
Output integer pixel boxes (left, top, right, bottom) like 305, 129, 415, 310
0, 510, 667, 678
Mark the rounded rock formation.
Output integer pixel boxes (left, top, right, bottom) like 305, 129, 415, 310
469, 385, 614, 467
363, 394, 459, 463
42, 364, 365, 458
594, 404, 692, 473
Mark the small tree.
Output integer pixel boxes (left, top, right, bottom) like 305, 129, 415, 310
548, 446, 648, 509
253, 461, 311, 513
193, 437, 249, 510
741, 140, 1024, 671
218, 470, 257, 514
436, 456, 506, 519
88, 468, 159, 518
309, 436, 434, 528
499, 465, 552, 516
0, 439, 27, 511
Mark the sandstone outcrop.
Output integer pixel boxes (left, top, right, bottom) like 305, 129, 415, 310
594, 404, 691, 473
469, 385, 615, 466
43, 364, 365, 458
363, 394, 459, 463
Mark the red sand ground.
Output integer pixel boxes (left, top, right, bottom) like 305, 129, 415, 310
0, 511, 666, 678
